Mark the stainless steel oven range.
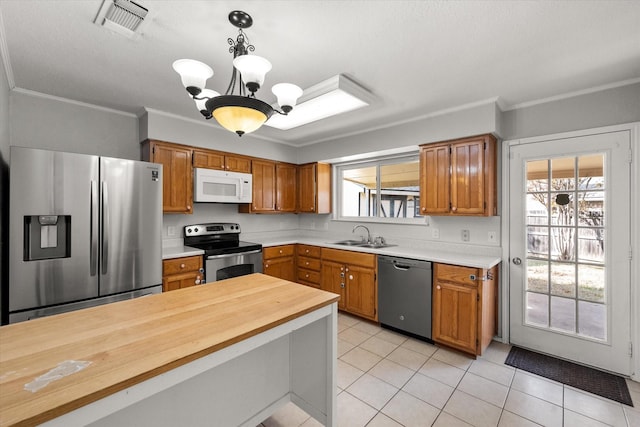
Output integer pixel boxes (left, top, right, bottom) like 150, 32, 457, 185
183, 223, 262, 283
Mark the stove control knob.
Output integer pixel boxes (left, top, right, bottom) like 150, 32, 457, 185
194, 227, 199, 233
187, 228, 192, 234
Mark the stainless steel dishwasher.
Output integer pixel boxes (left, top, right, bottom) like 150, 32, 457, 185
378, 255, 432, 340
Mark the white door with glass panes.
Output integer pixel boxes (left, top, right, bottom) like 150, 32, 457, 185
508, 130, 631, 375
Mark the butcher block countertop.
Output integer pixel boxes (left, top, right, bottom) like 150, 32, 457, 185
0, 274, 340, 427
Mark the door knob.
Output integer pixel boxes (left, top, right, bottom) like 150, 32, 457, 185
513, 257, 522, 265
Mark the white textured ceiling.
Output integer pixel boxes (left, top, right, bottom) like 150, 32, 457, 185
1, 0, 639, 146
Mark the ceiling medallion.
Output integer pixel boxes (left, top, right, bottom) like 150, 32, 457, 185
172, 10, 302, 136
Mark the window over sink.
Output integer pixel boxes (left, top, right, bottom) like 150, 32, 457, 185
336, 154, 423, 223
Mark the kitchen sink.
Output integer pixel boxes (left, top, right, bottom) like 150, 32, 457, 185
332, 240, 396, 249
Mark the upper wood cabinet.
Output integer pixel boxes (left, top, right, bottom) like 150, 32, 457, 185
192, 149, 251, 173
419, 134, 497, 216
298, 163, 331, 214
239, 159, 297, 213
141, 140, 193, 214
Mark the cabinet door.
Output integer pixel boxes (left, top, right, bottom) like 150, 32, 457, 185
276, 163, 297, 212
420, 144, 450, 215
152, 142, 193, 214
345, 265, 377, 321
251, 159, 276, 212
433, 280, 478, 354
297, 163, 316, 213
162, 271, 202, 292
225, 155, 252, 173
192, 149, 225, 170
263, 256, 295, 281
321, 260, 345, 309
450, 140, 486, 215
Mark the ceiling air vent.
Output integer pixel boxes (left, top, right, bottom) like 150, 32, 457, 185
94, 0, 149, 38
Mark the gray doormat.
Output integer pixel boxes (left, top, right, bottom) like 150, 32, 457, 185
505, 346, 633, 406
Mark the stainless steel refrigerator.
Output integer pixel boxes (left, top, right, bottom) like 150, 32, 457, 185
7, 147, 163, 323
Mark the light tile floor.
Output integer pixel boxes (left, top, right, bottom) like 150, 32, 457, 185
260, 313, 640, 427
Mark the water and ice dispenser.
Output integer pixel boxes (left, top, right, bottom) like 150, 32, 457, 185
23, 215, 71, 261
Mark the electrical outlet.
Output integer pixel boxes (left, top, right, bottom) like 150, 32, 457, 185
461, 229, 470, 241
167, 226, 176, 237
432, 228, 440, 239
488, 231, 497, 243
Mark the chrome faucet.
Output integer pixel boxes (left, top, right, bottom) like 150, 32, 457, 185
352, 225, 371, 244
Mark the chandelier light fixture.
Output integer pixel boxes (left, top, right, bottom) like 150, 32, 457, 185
172, 10, 303, 136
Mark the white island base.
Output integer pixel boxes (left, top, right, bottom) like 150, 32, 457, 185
41, 304, 337, 427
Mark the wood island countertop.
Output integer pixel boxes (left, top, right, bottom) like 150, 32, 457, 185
0, 274, 340, 427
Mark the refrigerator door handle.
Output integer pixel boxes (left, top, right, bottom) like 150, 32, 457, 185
90, 180, 98, 276
101, 181, 109, 275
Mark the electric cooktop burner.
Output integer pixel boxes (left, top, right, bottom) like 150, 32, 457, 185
183, 223, 262, 257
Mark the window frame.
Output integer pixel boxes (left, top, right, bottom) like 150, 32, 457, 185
333, 153, 425, 225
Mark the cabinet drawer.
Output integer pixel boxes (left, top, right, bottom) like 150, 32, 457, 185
163, 256, 202, 275
297, 244, 321, 258
263, 245, 295, 259
297, 256, 321, 271
297, 269, 321, 284
321, 248, 376, 269
435, 263, 480, 287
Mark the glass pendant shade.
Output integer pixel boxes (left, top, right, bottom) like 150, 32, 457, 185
194, 89, 220, 111
172, 59, 213, 91
272, 83, 303, 109
212, 106, 268, 136
232, 55, 272, 88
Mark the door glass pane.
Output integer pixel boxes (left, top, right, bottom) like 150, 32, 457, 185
526, 159, 548, 192
578, 300, 606, 340
525, 292, 548, 326
578, 264, 605, 303
550, 262, 575, 297
527, 226, 548, 258
551, 157, 575, 190
526, 259, 548, 293
578, 228, 604, 263
578, 154, 604, 188
550, 227, 575, 261
527, 193, 549, 225
550, 296, 576, 333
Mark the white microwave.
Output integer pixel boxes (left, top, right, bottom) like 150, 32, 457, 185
193, 168, 253, 203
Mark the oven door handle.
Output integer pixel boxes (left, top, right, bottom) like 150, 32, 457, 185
206, 249, 262, 260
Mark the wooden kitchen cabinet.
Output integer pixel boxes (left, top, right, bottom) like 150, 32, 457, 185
162, 255, 203, 292
192, 149, 252, 173
263, 245, 296, 281
420, 134, 497, 216
296, 244, 322, 288
321, 248, 377, 321
141, 140, 193, 214
432, 262, 498, 356
298, 162, 332, 214
239, 159, 297, 213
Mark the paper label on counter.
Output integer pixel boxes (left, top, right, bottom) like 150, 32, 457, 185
24, 360, 92, 393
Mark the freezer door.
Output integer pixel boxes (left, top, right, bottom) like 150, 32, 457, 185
9, 147, 99, 312
99, 157, 162, 295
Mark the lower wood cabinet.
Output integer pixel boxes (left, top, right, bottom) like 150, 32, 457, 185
321, 248, 377, 321
263, 245, 296, 282
162, 256, 203, 292
296, 244, 322, 288
432, 263, 498, 356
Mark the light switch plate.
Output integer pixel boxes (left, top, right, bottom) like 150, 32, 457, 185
461, 229, 470, 241
488, 231, 497, 243
432, 228, 440, 239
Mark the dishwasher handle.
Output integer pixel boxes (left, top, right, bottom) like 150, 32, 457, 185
393, 263, 411, 271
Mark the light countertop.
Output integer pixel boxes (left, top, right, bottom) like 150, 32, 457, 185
162, 245, 204, 260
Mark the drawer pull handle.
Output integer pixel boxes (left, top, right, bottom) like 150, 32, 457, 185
305, 274, 309, 278
180, 263, 185, 269
305, 261, 309, 265
349, 274, 354, 280
436, 285, 441, 290
279, 250, 283, 254
265, 264, 269, 268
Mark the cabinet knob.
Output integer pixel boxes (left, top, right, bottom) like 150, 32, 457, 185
305, 274, 309, 278
265, 264, 269, 268
186, 205, 191, 210
195, 277, 201, 285
451, 206, 457, 212
279, 249, 283, 254
180, 263, 185, 269
349, 274, 354, 280
422, 207, 426, 212
305, 249, 309, 254
436, 285, 441, 290
305, 261, 309, 266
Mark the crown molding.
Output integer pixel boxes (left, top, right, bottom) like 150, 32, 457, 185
13, 87, 138, 117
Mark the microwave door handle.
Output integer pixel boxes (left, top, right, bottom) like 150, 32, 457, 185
238, 178, 243, 200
